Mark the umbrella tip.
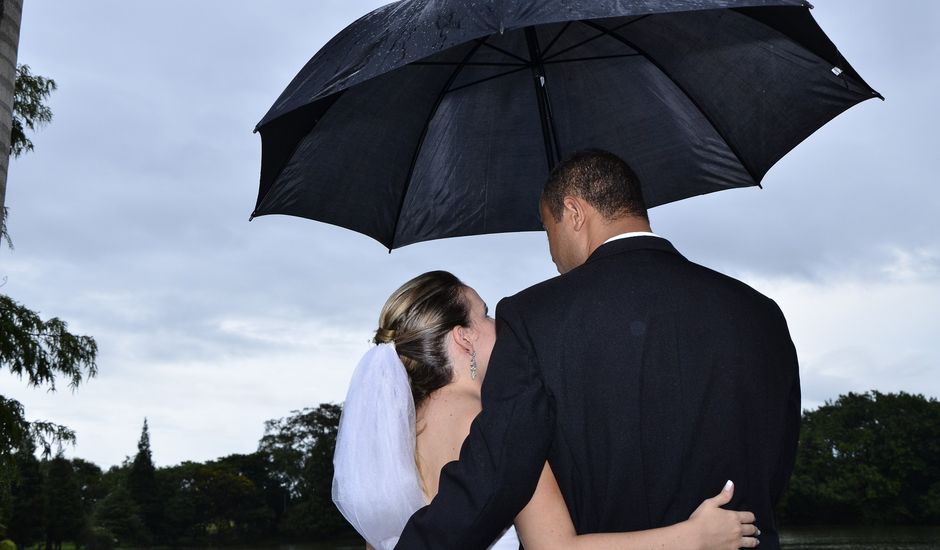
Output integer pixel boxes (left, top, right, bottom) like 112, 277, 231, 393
249, 212, 256, 222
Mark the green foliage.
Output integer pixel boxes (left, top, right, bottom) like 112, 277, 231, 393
92, 486, 149, 547
69, 458, 105, 517
0, 293, 97, 461
780, 391, 940, 525
10, 64, 56, 159
158, 458, 274, 544
215, 453, 285, 533
44, 454, 86, 548
0, 539, 15, 550
0, 397, 27, 466
0, 402, 351, 546
7, 442, 44, 548
258, 404, 341, 498
0, 293, 98, 391
156, 462, 207, 544
259, 403, 348, 537
128, 419, 161, 540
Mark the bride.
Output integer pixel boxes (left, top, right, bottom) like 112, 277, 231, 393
333, 271, 760, 550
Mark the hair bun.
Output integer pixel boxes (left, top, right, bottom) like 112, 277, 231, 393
374, 327, 397, 344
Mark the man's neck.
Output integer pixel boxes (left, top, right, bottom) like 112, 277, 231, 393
587, 218, 653, 256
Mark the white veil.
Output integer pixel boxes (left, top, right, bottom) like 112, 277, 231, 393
332, 343, 427, 550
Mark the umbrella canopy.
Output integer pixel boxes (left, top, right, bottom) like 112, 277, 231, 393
253, 0, 881, 249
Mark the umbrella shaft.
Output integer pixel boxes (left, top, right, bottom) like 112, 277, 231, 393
525, 26, 562, 172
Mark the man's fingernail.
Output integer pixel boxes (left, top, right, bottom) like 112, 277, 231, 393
724, 480, 733, 492
757, 529, 762, 536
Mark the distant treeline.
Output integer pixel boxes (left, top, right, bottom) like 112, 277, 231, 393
1, 391, 939, 549
0, 405, 351, 550
778, 391, 940, 525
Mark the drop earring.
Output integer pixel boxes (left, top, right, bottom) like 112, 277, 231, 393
470, 350, 478, 380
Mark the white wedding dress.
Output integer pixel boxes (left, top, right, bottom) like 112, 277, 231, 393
333, 344, 520, 550
489, 526, 521, 549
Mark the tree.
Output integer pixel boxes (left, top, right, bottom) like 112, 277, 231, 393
6, 438, 44, 548
128, 419, 160, 540
91, 486, 149, 547
780, 391, 940, 525
157, 458, 274, 545
0, 293, 97, 463
43, 453, 85, 550
158, 461, 211, 544
2, 25, 58, 226
0, 61, 57, 239
10, 64, 56, 158
196, 461, 273, 543
0, 60, 55, 240
258, 403, 349, 538
70, 457, 105, 519
214, 453, 278, 539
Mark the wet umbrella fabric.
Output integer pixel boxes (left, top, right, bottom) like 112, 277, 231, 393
253, 0, 880, 249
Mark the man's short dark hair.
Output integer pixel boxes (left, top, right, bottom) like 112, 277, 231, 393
541, 149, 648, 222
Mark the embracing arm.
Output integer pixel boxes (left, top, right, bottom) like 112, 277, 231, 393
396, 298, 554, 549
515, 464, 760, 550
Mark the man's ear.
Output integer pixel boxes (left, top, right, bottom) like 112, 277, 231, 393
563, 196, 586, 231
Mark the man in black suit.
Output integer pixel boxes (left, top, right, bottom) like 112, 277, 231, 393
396, 150, 800, 549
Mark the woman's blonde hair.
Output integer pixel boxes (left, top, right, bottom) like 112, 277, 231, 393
375, 270, 471, 407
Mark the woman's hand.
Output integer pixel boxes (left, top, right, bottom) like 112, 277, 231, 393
687, 480, 760, 549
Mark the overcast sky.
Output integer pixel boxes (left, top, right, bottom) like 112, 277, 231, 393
1, 0, 937, 468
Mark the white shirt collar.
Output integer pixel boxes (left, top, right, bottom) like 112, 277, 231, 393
603, 231, 660, 245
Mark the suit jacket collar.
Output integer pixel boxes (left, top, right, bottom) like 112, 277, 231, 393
584, 235, 683, 265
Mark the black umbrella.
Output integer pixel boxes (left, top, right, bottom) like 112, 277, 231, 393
252, 0, 880, 249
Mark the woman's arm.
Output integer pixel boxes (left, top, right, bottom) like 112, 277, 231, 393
514, 463, 759, 550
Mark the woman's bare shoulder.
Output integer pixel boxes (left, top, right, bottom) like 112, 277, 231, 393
418, 388, 481, 453
424, 387, 480, 428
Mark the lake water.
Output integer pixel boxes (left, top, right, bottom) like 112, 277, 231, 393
780, 526, 940, 549
205, 527, 940, 549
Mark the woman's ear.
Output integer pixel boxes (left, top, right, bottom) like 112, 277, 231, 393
452, 325, 473, 354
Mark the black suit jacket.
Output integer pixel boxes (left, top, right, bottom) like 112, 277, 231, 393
396, 236, 800, 549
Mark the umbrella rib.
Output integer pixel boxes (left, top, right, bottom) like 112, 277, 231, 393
580, 20, 759, 185
542, 21, 573, 58
412, 61, 525, 67
480, 42, 529, 64
544, 16, 649, 62
446, 66, 529, 94
544, 53, 642, 65
388, 40, 487, 250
